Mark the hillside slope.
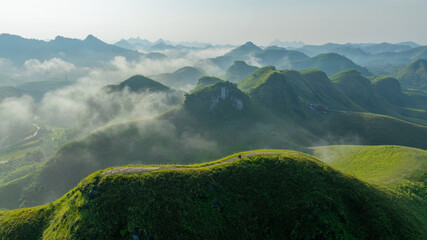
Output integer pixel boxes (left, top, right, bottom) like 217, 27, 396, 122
220, 61, 258, 82
151, 66, 205, 89
331, 70, 393, 114
291, 53, 371, 76
396, 59, 427, 91
0, 151, 422, 239
103, 75, 172, 93
312, 145, 426, 186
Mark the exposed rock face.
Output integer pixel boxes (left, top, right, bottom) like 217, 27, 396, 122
209, 86, 244, 111
184, 82, 250, 119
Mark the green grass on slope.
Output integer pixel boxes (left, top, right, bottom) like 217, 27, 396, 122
237, 65, 276, 91
312, 145, 427, 238
396, 59, 427, 91
0, 150, 422, 240
312, 145, 426, 186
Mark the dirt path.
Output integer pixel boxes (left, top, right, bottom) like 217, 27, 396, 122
103, 151, 292, 175
23, 123, 40, 141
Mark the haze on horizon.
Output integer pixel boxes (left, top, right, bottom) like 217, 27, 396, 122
0, 0, 426, 45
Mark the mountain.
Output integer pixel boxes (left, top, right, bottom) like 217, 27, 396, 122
224, 41, 262, 59
361, 42, 412, 54
151, 66, 205, 89
253, 46, 309, 68
327, 46, 370, 63
396, 59, 427, 91
104, 75, 171, 93
369, 46, 427, 66
114, 37, 154, 50
220, 61, 259, 82
291, 53, 371, 76
0, 34, 143, 67
113, 39, 137, 50
371, 76, 404, 105
298, 43, 345, 56
0, 151, 422, 239
237, 66, 277, 91
331, 70, 391, 113
268, 39, 306, 48
192, 76, 224, 92
294, 43, 427, 69
398, 41, 421, 48
150, 39, 178, 51
240, 68, 355, 112
184, 81, 251, 119
208, 42, 262, 70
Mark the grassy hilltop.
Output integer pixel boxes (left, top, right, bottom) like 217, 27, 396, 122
1, 150, 424, 239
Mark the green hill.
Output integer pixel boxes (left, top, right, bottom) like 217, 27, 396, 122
104, 75, 171, 93
241, 68, 356, 111
237, 66, 277, 91
192, 76, 224, 92
331, 70, 392, 114
291, 53, 371, 76
1, 151, 422, 239
396, 59, 427, 91
312, 145, 426, 237
220, 61, 258, 82
151, 66, 205, 89
185, 81, 251, 119
312, 145, 426, 187
253, 46, 308, 67
371, 76, 404, 105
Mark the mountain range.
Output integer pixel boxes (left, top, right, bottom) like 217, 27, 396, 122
0, 34, 142, 67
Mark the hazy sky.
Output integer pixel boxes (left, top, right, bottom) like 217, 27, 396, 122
1, 0, 426, 45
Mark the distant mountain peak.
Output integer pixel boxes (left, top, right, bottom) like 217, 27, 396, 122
154, 38, 165, 44
84, 34, 102, 42
54, 35, 67, 41
105, 75, 171, 93
243, 41, 256, 47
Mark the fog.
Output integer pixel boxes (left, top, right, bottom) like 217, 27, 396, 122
0, 47, 231, 146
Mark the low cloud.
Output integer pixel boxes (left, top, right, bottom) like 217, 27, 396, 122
0, 96, 35, 145
24, 58, 76, 74
0, 47, 235, 144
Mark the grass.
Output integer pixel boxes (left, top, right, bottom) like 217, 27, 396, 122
312, 145, 427, 238
311, 145, 426, 186
290, 53, 371, 76
0, 150, 423, 239
396, 59, 427, 91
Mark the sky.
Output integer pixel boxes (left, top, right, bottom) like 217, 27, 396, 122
0, 0, 426, 45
